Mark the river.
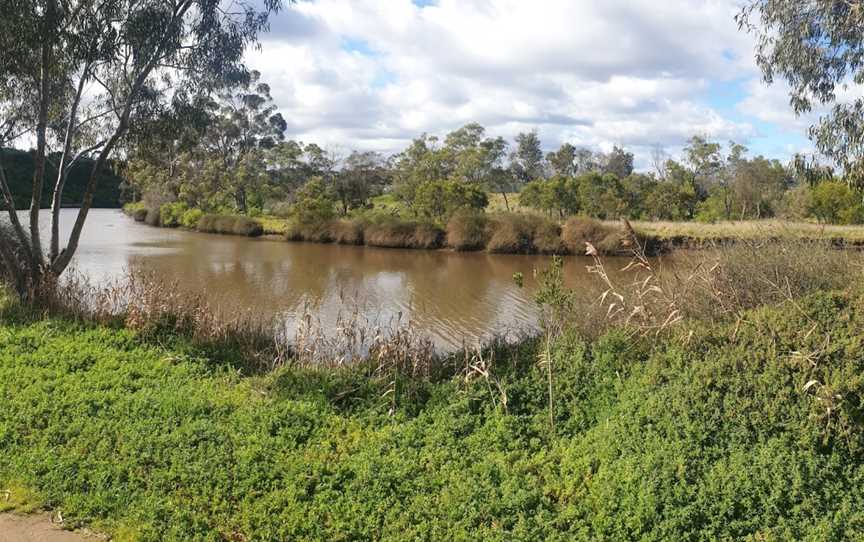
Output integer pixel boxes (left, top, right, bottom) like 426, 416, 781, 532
53, 209, 647, 349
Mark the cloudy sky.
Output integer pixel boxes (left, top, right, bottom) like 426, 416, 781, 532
246, 0, 817, 169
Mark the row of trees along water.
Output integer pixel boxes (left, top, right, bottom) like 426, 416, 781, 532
126, 71, 862, 228
5, 0, 864, 303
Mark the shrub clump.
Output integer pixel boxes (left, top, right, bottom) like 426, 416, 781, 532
365, 217, 444, 249
486, 213, 537, 253
285, 220, 334, 243
330, 219, 366, 245
197, 214, 263, 237
528, 215, 566, 254
180, 208, 204, 229
159, 202, 189, 228
446, 209, 489, 251
123, 202, 145, 216
562, 216, 633, 255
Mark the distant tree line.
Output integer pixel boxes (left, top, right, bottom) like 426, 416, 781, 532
121, 73, 864, 227
0, 148, 124, 209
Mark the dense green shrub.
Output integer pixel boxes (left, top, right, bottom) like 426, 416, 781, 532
446, 209, 489, 251
519, 176, 580, 218
415, 179, 489, 221
3, 291, 864, 540
196, 214, 264, 237
159, 202, 189, 228
776, 184, 814, 220
180, 208, 204, 229
122, 201, 145, 215
289, 177, 337, 225
811, 181, 864, 224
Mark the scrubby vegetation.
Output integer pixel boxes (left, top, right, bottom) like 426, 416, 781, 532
118, 120, 864, 258
3, 272, 864, 540
196, 214, 264, 237
364, 217, 444, 249
446, 209, 489, 251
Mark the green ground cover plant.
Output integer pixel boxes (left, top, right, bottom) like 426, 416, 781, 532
2, 284, 864, 541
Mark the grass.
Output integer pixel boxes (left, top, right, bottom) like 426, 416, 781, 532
628, 218, 864, 244
256, 215, 289, 235
3, 287, 864, 540
364, 217, 444, 249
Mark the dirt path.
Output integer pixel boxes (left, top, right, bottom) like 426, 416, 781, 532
0, 513, 96, 542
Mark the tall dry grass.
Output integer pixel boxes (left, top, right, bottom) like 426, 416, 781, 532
579, 231, 861, 338
364, 218, 444, 249
197, 215, 264, 237
9, 269, 452, 380
446, 210, 489, 251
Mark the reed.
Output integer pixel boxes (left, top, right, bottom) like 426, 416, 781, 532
364, 218, 444, 249
197, 214, 264, 237
446, 209, 489, 251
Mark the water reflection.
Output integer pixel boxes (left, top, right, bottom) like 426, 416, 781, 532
62, 209, 640, 349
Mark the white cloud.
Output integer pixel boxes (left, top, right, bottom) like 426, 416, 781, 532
245, 0, 803, 168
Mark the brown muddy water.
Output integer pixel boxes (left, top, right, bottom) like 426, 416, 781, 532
57, 209, 658, 349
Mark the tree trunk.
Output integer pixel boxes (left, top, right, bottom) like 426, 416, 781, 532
29, 0, 57, 268
50, 64, 89, 261
500, 191, 511, 212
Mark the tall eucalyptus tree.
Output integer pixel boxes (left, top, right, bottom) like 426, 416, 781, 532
0, 0, 285, 302
739, 1, 864, 183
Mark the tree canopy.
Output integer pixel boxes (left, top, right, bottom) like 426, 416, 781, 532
0, 0, 285, 301
739, 0, 864, 182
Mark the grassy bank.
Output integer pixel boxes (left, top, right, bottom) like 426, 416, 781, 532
285, 213, 652, 256
125, 200, 864, 258
2, 285, 864, 540
124, 203, 264, 238
628, 218, 864, 245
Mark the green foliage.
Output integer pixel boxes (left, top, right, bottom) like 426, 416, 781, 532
739, 1, 864, 180
0, 148, 124, 209
519, 176, 580, 218
159, 202, 189, 228
415, 179, 489, 221
123, 202, 145, 214
811, 181, 864, 225
180, 208, 204, 229
694, 192, 727, 223
777, 184, 815, 221
641, 177, 699, 221
3, 291, 864, 540
578, 172, 627, 219
289, 177, 336, 224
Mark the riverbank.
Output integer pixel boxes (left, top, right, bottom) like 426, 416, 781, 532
124, 203, 864, 256
124, 203, 657, 256
2, 287, 864, 541
631, 219, 864, 247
